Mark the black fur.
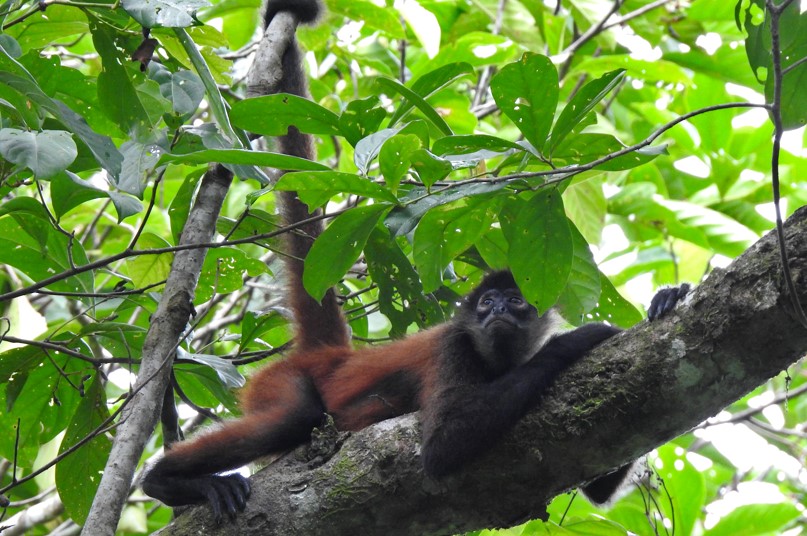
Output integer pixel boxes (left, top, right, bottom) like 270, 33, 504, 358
421, 322, 622, 477
263, 0, 321, 28
648, 283, 690, 320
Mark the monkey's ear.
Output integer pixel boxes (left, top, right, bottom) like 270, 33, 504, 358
647, 283, 690, 321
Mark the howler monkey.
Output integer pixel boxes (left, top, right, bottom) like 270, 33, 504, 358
141, 0, 689, 522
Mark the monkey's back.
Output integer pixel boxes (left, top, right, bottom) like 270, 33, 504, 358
240, 325, 449, 431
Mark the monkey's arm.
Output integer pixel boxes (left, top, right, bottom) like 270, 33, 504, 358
421, 285, 689, 478
421, 323, 621, 477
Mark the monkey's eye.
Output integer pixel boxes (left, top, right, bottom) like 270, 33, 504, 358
508, 297, 523, 305
482, 298, 494, 306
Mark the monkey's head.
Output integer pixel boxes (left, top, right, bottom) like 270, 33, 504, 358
459, 271, 558, 374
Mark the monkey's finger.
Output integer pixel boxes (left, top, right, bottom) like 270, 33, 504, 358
210, 478, 240, 521
227, 474, 251, 510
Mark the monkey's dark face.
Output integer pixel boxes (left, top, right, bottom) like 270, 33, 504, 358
475, 288, 535, 334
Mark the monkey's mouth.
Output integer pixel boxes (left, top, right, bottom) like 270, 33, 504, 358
485, 316, 517, 330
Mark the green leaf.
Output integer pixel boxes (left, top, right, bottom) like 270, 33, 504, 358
386, 182, 505, 236
0, 196, 52, 250
379, 134, 422, 192
550, 69, 626, 153
563, 178, 606, 245
78, 323, 147, 358
659, 199, 758, 257
177, 348, 245, 389
196, 247, 268, 302
152, 65, 205, 115
376, 77, 453, 136
339, 96, 386, 147
174, 363, 240, 412
50, 172, 108, 220
56, 375, 112, 525
239, 311, 290, 352
388, 62, 474, 127
491, 53, 558, 154
230, 93, 341, 137
90, 20, 153, 135
122, 0, 210, 27
354, 127, 405, 176
0, 215, 94, 295
303, 204, 392, 302
275, 171, 399, 208
410, 149, 453, 187
705, 502, 800, 536
0, 128, 77, 178
0, 350, 87, 466
126, 233, 173, 289
117, 141, 162, 198
553, 134, 665, 171
555, 224, 601, 323
159, 148, 330, 171
169, 169, 205, 244
413, 199, 496, 292
0, 46, 123, 177
431, 134, 522, 156
0, 345, 43, 384
501, 192, 572, 313
424, 32, 519, 73
365, 226, 446, 336
569, 55, 692, 85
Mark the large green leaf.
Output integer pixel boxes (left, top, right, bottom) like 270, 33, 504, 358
339, 96, 386, 148
413, 198, 496, 293
500, 192, 572, 314
303, 204, 392, 302
386, 183, 506, 236
491, 53, 558, 154
328, 0, 406, 38
230, 93, 341, 137
0, 128, 77, 178
90, 20, 153, 135
388, 62, 474, 127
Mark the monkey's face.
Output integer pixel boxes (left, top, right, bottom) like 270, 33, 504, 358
475, 288, 536, 335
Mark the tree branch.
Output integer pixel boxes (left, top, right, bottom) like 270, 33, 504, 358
154, 207, 807, 536
81, 165, 234, 536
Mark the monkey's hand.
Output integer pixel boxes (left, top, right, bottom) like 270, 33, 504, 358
203, 473, 251, 523
143, 471, 250, 524
647, 284, 690, 321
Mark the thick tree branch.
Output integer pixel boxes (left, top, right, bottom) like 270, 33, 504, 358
155, 208, 807, 535
82, 165, 233, 536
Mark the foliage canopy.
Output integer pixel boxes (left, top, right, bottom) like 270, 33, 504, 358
1, 0, 807, 533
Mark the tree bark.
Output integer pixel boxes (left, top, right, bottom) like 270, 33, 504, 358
153, 208, 807, 535
82, 165, 233, 536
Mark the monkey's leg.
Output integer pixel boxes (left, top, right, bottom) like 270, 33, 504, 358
143, 376, 325, 522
